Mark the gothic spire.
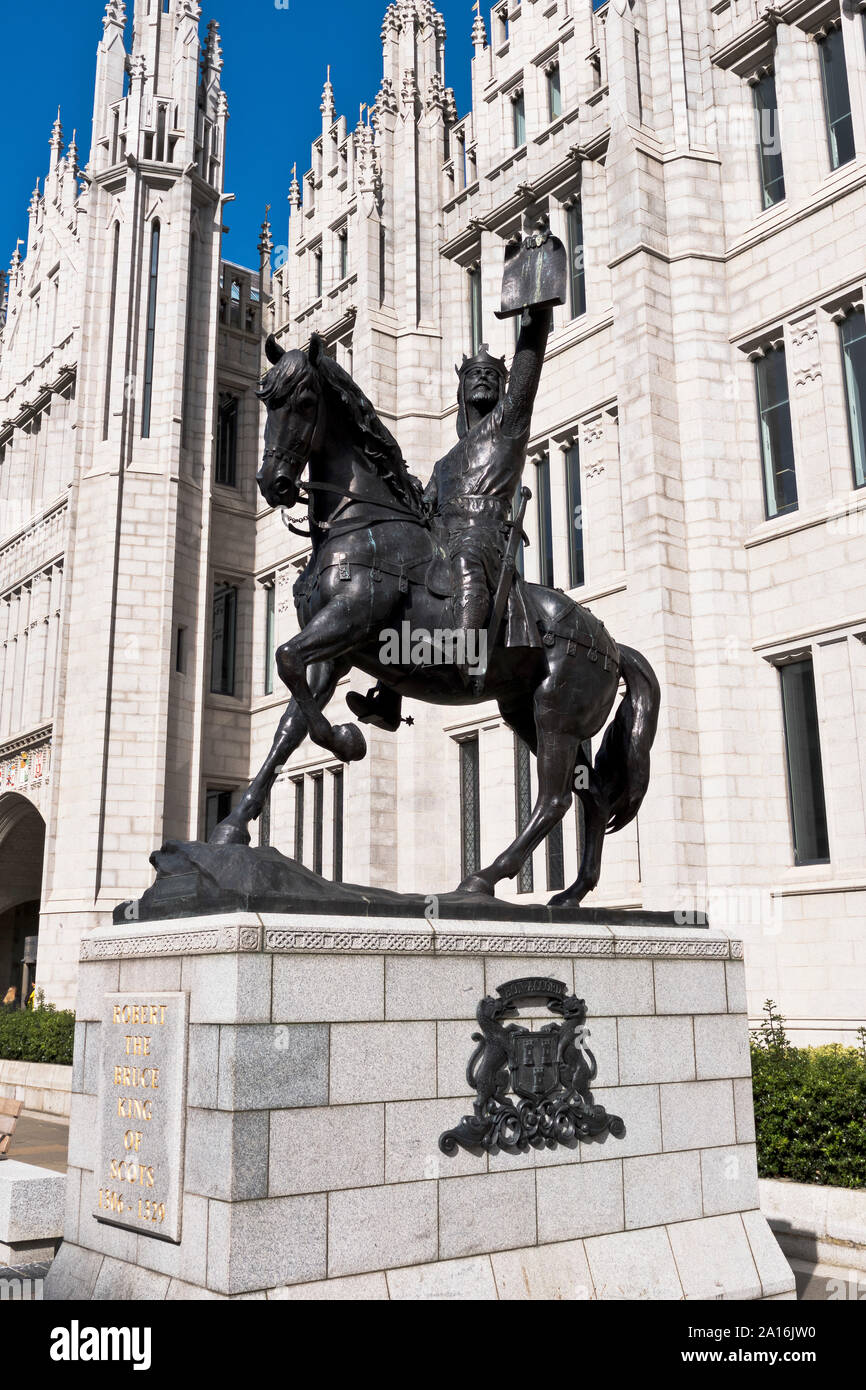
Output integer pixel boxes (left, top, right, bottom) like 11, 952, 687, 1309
258, 206, 273, 260
103, 0, 126, 28
321, 66, 335, 122
49, 109, 64, 170
472, 0, 487, 49
288, 162, 301, 210
203, 19, 223, 74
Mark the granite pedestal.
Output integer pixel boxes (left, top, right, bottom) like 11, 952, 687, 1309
45, 911, 795, 1301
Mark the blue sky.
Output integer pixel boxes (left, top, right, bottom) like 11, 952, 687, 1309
0, 0, 474, 274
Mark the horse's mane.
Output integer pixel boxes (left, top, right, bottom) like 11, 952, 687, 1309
258, 339, 425, 514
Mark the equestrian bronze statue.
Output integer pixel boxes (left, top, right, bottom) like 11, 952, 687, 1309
210, 214, 660, 906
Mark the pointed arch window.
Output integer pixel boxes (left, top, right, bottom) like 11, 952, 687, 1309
141, 220, 161, 438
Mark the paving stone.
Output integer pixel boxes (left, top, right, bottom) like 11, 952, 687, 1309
0, 1161, 65, 1243
387, 1255, 498, 1300
584, 1226, 683, 1299
43, 1244, 104, 1301
92, 1255, 171, 1301
741, 1209, 798, 1298
268, 1272, 389, 1300
491, 1239, 595, 1300
667, 1214, 761, 1300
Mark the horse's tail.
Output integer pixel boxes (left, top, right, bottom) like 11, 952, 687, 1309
592, 644, 661, 834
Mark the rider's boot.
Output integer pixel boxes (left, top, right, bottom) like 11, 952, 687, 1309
346, 683, 404, 733
453, 577, 490, 694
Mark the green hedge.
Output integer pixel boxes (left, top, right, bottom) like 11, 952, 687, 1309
0, 999, 76, 1066
751, 1002, 866, 1190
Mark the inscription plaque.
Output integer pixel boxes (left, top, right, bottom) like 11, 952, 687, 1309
94, 991, 189, 1243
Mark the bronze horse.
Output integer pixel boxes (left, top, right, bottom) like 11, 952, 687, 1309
209, 334, 660, 906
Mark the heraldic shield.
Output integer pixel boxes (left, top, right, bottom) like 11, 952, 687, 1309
439, 977, 625, 1157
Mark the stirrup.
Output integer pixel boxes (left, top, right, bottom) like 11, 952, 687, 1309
346, 687, 403, 733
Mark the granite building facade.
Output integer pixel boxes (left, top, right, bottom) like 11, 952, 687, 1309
1, 0, 865, 1043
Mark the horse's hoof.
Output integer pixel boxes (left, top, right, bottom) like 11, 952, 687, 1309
209, 820, 251, 847
456, 873, 495, 897
331, 723, 367, 762
548, 889, 585, 908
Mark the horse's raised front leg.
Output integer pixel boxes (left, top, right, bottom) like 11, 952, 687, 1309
275, 606, 377, 762
209, 658, 349, 846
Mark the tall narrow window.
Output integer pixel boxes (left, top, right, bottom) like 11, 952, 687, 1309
753, 72, 785, 208
175, 626, 186, 675
468, 265, 482, 353
512, 90, 526, 148
338, 229, 348, 280
141, 220, 160, 438
546, 64, 561, 122
779, 658, 829, 865
514, 736, 534, 893
103, 223, 120, 439
546, 819, 565, 892
840, 307, 866, 488
535, 453, 553, 587
210, 583, 238, 695
216, 392, 238, 487
459, 735, 480, 880
263, 583, 276, 695
314, 249, 323, 298
565, 443, 585, 587
205, 788, 233, 840
567, 201, 586, 319
755, 345, 797, 518
293, 776, 305, 863
331, 767, 344, 882
312, 773, 324, 876
818, 25, 855, 170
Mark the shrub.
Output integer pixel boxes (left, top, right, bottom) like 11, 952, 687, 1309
750, 1001, 866, 1190
0, 995, 75, 1066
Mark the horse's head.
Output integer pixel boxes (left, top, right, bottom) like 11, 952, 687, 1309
255, 334, 327, 508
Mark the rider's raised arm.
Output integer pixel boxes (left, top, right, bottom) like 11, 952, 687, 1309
500, 306, 552, 440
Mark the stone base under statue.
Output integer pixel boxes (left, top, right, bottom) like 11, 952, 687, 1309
46, 911, 795, 1301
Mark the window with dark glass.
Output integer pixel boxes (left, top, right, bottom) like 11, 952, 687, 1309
567, 201, 586, 319
469, 265, 482, 353
818, 25, 855, 170
205, 788, 233, 841
331, 767, 344, 882
314, 249, 323, 298
565, 443, 585, 587
338, 229, 348, 280
755, 345, 798, 518
512, 90, 526, 147
547, 64, 561, 122
215, 392, 238, 487
264, 583, 276, 695
312, 773, 324, 876
210, 583, 238, 695
293, 776, 304, 863
753, 72, 785, 209
141, 221, 160, 437
535, 453, 554, 587
779, 657, 830, 865
840, 307, 866, 487
514, 736, 533, 893
459, 735, 481, 880
546, 819, 565, 892
175, 626, 186, 675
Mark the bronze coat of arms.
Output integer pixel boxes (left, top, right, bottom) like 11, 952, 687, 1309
439, 977, 625, 1157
